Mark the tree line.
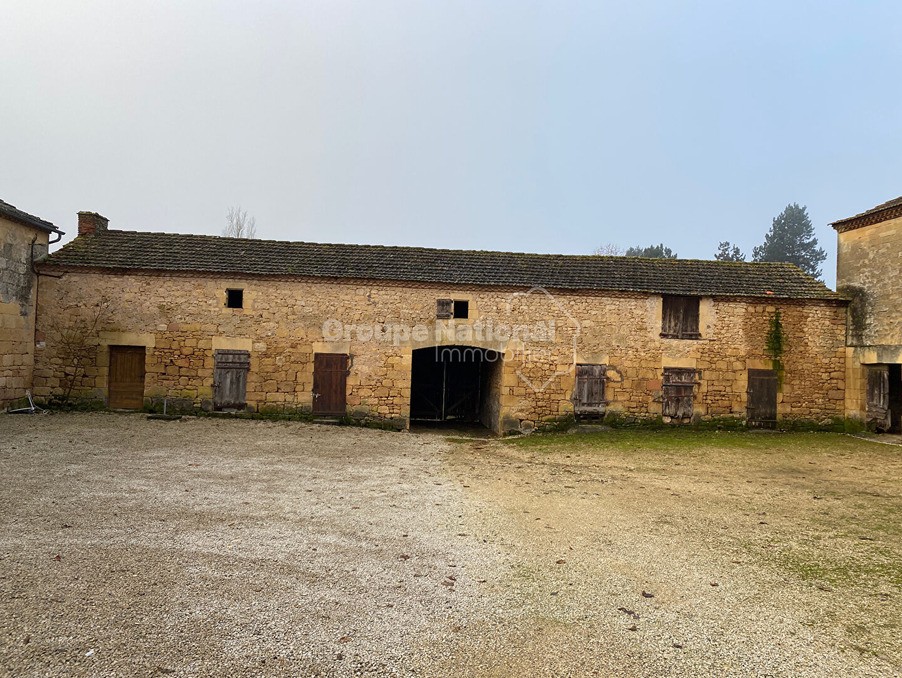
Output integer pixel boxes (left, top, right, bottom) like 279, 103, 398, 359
596, 203, 828, 279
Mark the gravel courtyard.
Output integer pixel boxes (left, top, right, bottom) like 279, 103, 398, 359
0, 414, 899, 677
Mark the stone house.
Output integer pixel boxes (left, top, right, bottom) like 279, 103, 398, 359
0, 200, 63, 407
30, 211, 848, 433
833, 196, 902, 432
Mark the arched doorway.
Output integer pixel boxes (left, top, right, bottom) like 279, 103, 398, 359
410, 345, 502, 430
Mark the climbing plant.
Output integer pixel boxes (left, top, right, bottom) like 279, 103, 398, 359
765, 309, 786, 379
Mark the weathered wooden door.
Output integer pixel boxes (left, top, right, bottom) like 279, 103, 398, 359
313, 353, 348, 416
108, 345, 146, 409
213, 350, 250, 410
747, 369, 778, 428
867, 365, 890, 431
573, 364, 607, 416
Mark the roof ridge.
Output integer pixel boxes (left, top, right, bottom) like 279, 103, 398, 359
83, 228, 811, 269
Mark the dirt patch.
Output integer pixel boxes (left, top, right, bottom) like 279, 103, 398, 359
0, 415, 898, 676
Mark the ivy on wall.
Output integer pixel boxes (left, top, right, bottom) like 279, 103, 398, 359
766, 309, 786, 381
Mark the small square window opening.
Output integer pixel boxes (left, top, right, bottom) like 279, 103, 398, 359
437, 298, 469, 319
226, 289, 244, 309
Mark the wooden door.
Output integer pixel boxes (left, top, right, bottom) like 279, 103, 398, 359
313, 353, 348, 416
867, 365, 890, 431
108, 345, 146, 409
747, 369, 778, 428
573, 364, 607, 416
214, 350, 250, 410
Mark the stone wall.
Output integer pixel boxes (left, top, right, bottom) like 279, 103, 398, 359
837, 213, 902, 348
33, 268, 848, 430
0, 217, 50, 407
836, 213, 902, 420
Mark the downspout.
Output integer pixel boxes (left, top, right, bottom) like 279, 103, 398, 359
30, 231, 65, 277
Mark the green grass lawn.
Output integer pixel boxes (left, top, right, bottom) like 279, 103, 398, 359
503, 428, 879, 453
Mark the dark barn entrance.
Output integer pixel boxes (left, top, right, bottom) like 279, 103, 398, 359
866, 364, 902, 433
891, 364, 902, 434
410, 346, 502, 429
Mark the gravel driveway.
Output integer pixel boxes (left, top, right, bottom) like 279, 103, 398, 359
0, 414, 898, 677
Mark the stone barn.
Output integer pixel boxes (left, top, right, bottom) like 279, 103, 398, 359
31, 212, 848, 433
0, 200, 63, 408
833, 196, 902, 432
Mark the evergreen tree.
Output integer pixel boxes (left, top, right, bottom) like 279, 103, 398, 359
625, 243, 678, 259
714, 241, 745, 262
752, 203, 827, 278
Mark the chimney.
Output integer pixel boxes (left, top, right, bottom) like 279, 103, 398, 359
77, 211, 109, 236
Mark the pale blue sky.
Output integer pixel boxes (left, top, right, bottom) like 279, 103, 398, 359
2, 1, 900, 287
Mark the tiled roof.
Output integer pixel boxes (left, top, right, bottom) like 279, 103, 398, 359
44, 229, 842, 300
831, 196, 902, 232
0, 199, 61, 233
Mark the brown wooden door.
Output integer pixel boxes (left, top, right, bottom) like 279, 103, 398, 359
747, 369, 778, 428
108, 345, 146, 410
313, 353, 348, 416
214, 350, 250, 410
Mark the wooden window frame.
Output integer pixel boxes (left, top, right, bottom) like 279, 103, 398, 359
661, 295, 701, 340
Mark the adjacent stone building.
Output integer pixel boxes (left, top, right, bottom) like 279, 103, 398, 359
31, 211, 848, 432
0, 200, 63, 408
833, 196, 902, 432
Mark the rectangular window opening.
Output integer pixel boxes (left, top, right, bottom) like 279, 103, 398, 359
437, 298, 469, 319
661, 295, 700, 339
226, 289, 244, 309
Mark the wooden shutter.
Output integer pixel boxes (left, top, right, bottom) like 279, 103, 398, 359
662, 296, 700, 339
436, 299, 453, 319
574, 364, 607, 415
213, 350, 250, 410
662, 368, 697, 419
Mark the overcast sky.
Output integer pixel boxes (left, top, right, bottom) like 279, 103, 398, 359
3, 1, 901, 287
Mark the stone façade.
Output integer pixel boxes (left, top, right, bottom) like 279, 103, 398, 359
32, 263, 848, 432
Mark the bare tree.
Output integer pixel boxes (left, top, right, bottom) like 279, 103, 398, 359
224, 206, 257, 239
593, 243, 624, 256
46, 296, 113, 403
